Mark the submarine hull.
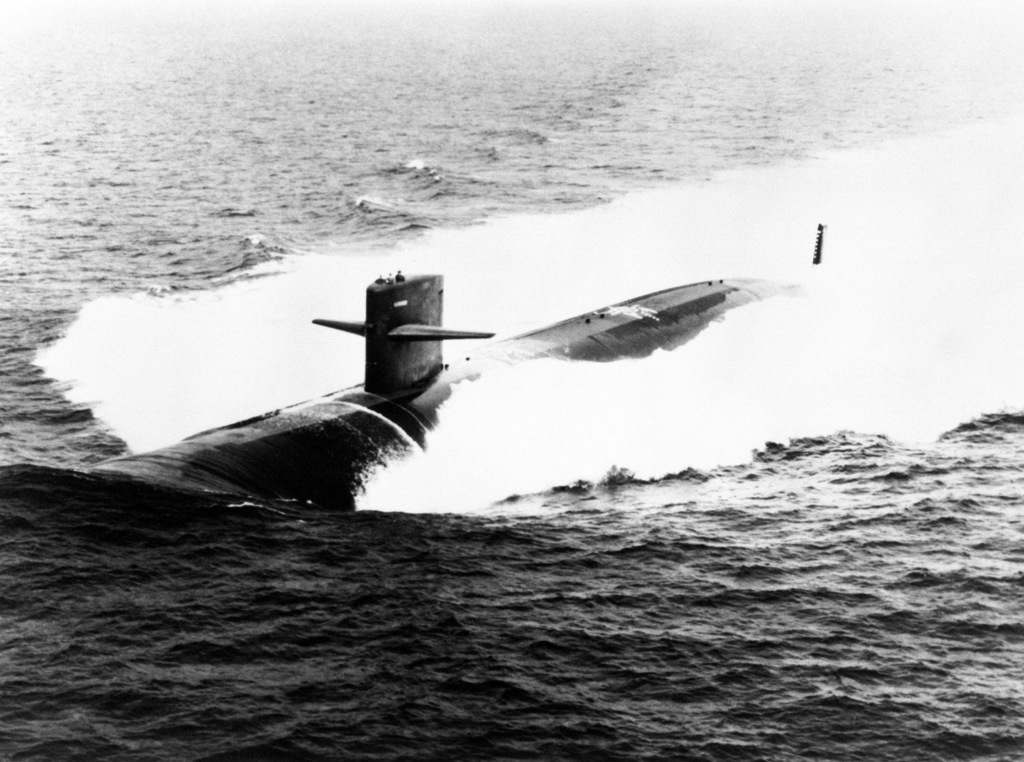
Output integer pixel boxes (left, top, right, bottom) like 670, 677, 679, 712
93, 277, 783, 509
93, 391, 430, 510
482, 278, 771, 363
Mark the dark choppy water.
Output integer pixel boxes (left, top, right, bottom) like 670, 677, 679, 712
4, 1, 1024, 759
5, 423, 1024, 760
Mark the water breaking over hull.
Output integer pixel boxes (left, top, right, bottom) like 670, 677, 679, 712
93, 392, 425, 510
93, 276, 785, 509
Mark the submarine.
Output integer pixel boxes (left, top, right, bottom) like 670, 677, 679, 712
93, 271, 788, 509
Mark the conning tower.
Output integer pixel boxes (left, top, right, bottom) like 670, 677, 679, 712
313, 273, 493, 396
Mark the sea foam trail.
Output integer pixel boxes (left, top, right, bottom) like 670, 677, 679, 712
362, 118, 1024, 511
39, 118, 1024, 508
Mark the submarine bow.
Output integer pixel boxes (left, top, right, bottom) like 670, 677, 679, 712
93, 274, 781, 508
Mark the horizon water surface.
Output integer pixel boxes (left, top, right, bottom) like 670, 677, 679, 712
4, 2, 1024, 760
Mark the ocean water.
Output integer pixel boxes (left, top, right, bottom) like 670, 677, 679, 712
4, 1, 1024, 759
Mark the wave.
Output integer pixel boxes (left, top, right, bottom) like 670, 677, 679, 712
941, 412, 1024, 443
